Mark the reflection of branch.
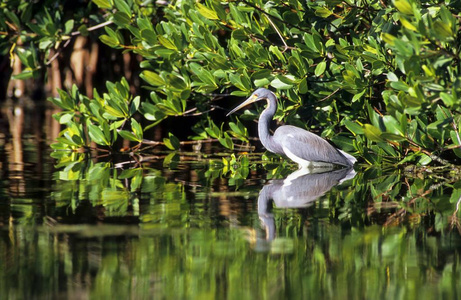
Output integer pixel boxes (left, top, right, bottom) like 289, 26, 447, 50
383, 181, 445, 226
138, 138, 256, 153
449, 194, 461, 234
142, 137, 256, 145
455, 195, 461, 215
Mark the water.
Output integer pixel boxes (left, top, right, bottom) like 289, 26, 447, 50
1, 104, 461, 299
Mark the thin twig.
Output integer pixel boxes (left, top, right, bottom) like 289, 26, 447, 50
384, 181, 445, 226
449, 194, 461, 234
239, 0, 308, 33
319, 88, 340, 102
45, 39, 72, 65
455, 194, 461, 215
71, 20, 114, 36
405, 137, 452, 166
264, 14, 292, 52
181, 106, 217, 117
45, 20, 114, 66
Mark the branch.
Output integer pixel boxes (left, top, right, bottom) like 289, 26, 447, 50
238, 0, 309, 33
45, 20, 114, 66
264, 15, 293, 53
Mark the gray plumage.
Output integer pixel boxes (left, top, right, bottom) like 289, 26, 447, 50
227, 88, 356, 168
258, 167, 356, 240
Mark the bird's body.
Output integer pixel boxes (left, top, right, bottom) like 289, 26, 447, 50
227, 88, 356, 168
269, 125, 356, 168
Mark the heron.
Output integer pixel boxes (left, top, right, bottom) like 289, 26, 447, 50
226, 88, 356, 168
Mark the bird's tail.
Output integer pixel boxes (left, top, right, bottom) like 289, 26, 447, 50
338, 150, 357, 166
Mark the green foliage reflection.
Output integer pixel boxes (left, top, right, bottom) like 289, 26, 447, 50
1, 221, 461, 299
2, 146, 461, 298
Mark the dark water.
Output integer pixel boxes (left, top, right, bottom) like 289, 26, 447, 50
1, 104, 461, 299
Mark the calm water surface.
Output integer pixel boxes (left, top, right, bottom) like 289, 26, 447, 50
0, 104, 461, 299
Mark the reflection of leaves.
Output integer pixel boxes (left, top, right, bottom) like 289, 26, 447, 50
119, 168, 144, 191
50, 146, 461, 233
163, 153, 180, 168
101, 189, 129, 216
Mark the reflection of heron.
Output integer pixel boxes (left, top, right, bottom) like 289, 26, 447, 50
227, 88, 356, 168
258, 168, 355, 241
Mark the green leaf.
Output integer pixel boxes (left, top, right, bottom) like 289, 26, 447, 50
440, 92, 455, 107
78, 25, 89, 36
196, 3, 219, 20
64, 19, 74, 34
383, 115, 404, 135
130, 96, 140, 116
158, 36, 177, 50
141, 71, 165, 86
314, 61, 327, 77
269, 46, 286, 63
205, 120, 220, 138
114, 0, 131, 14
393, 0, 413, 15
390, 81, 409, 92
450, 131, 461, 158
88, 124, 109, 145
344, 120, 364, 135
218, 132, 234, 150
119, 130, 140, 142
434, 20, 453, 39
131, 119, 143, 139
12, 70, 35, 80
418, 153, 432, 165
363, 124, 384, 142
270, 78, 293, 90
113, 12, 131, 27
55, 88, 75, 110
141, 29, 157, 44
92, 0, 112, 9
163, 133, 180, 150
298, 77, 308, 94
315, 7, 332, 18
381, 133, 407, 142
4, 9, 21, 28
59, 113, 74, 124
387, 72, 398, 82
399, 16, 417, 31
104, 105, 126, 118
100, 34, 119, 47
229, 73, 248, 91
167, 74, 188, 90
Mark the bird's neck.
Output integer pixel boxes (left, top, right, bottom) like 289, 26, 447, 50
258, 118, 272, 149
258, 98, 282, 154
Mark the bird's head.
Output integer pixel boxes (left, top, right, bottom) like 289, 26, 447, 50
226, 88, 276, 116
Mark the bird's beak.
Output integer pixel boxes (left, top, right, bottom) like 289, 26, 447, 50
226, 94, 259, 116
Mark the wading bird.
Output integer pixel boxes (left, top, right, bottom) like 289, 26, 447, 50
227, 88, 356, 168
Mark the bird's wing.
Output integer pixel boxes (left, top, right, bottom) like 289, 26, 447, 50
273, 125, 353, 166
